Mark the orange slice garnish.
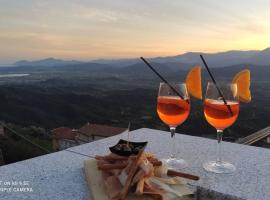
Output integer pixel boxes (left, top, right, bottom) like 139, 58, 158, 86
232, 69, 251, 103
185, 66, 202, 99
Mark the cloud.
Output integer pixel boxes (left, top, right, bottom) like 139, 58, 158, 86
76, 8, 122, 23
238, 22, 269, 34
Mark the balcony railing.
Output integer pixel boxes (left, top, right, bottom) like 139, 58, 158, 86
237, 126, 270, 145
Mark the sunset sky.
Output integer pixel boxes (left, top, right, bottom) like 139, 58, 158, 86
0, 0, 270, 65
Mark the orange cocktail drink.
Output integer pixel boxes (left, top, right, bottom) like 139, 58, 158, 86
157, 96, 190, 127
204, 99, 239, 130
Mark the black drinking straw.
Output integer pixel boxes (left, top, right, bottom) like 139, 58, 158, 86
140, 57, 184, 99
200, 55, 233, 115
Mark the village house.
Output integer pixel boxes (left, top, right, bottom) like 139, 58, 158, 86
52, 127, 78, 151
52, 123, 126, 151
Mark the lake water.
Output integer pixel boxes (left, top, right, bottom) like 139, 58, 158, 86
0, 74, 29, 78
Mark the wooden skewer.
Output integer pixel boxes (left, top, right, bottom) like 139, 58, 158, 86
167, 170, 200, 181
97, 160, 162, 170
97, 163, 127, 170
96, 154, 161, 163
95, 155, 136, 161
127, 122, 131, 147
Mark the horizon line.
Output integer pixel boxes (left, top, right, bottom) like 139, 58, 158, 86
0, 46, 269, 67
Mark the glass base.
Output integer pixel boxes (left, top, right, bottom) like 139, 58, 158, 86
203, 160, 236, 174
165, 157, 187, 170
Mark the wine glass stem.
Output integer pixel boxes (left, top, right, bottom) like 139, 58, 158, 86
170, 127, 176, 159
217, 129, 223, 163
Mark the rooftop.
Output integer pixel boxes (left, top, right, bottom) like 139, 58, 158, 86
78, 123, 127, 137
0, 128, 269, 200
52, 127, 76, 140
52, 123, 127, 140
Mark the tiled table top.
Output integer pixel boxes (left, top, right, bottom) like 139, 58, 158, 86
0, 128, 269, 200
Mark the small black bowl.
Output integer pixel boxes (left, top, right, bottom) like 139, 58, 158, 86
109, 139, 148, 156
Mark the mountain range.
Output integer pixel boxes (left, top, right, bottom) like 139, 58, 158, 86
14, 47, 270, 68
15, 58, 83, 67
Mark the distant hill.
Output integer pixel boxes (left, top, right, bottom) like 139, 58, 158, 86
91, 58, 140, 68
151, 50, 258, 66
111, 62, 185, 76
5, 62, 111, 74
92, 48, 267, 68
15, 58, 83, 67
247, 48, 270, 66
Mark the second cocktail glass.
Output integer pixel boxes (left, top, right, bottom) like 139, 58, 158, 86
157, 82, 190, 169
203, 82, 239, 173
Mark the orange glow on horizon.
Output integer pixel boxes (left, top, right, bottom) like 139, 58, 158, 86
0, 1, 270, 64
